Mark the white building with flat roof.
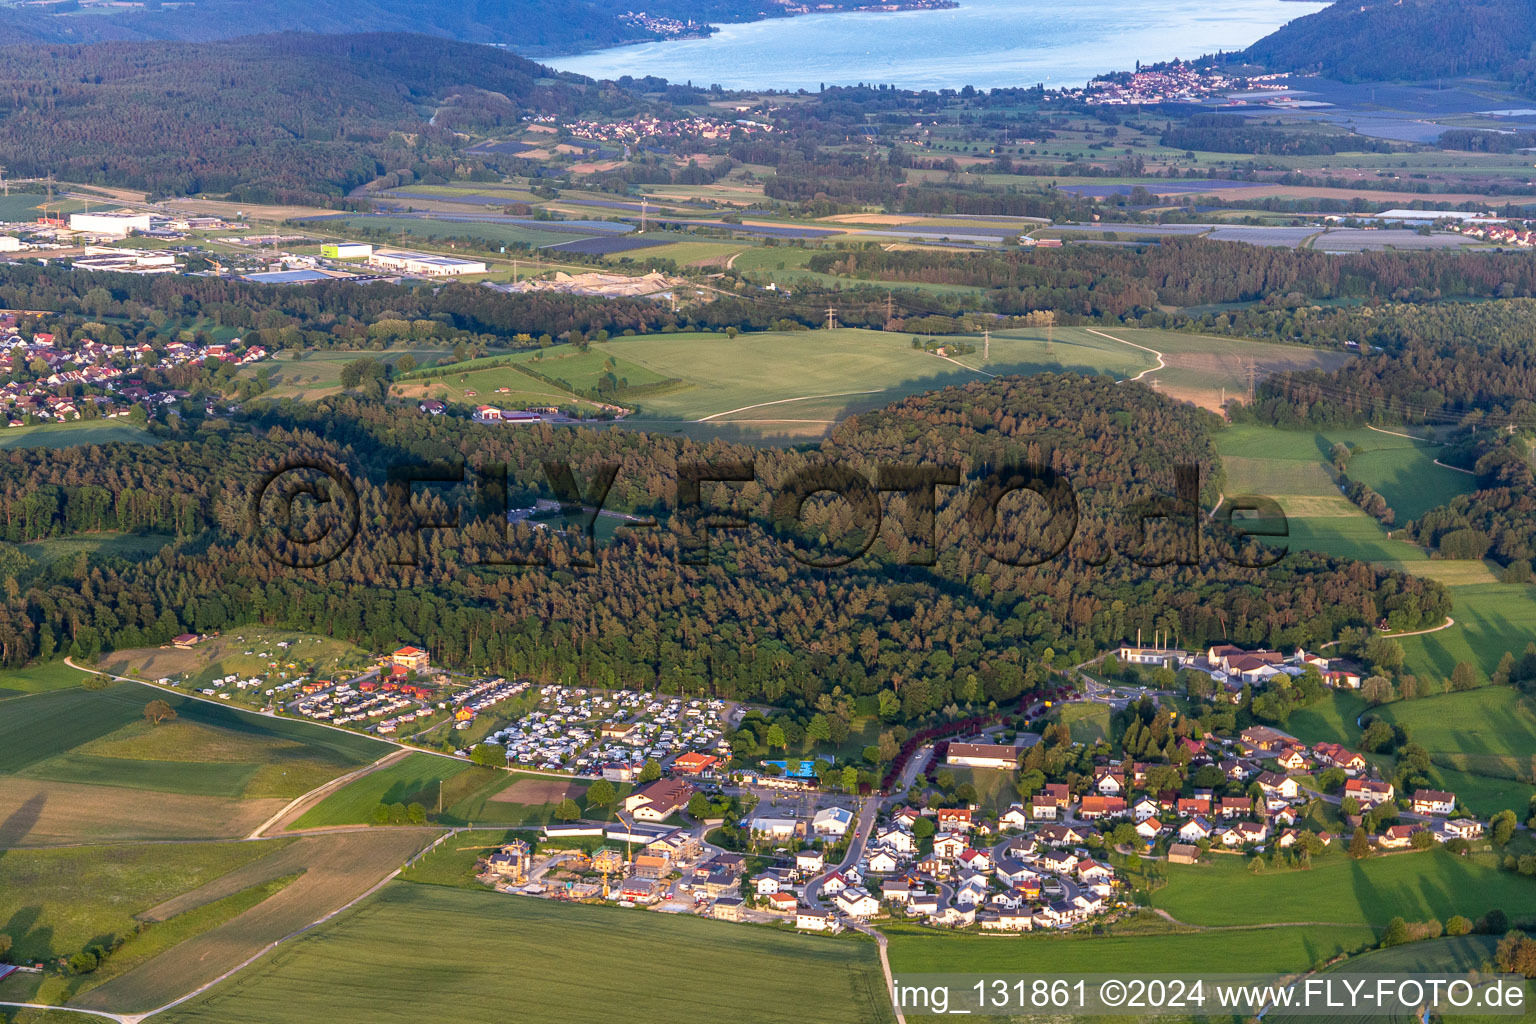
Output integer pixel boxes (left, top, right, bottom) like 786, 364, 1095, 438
370, 249, 486, 277
69, 212, 152, 237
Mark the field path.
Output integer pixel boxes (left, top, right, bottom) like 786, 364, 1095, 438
249, 747, 413, 838
697, 389, 883, 422
1362, 424, 1476, 475
0, 1002, 128, 1023
1085, 327, 1164, 381
1381, 615, 1455, 638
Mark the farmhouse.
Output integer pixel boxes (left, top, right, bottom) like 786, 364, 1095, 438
945, 742, 1020, 770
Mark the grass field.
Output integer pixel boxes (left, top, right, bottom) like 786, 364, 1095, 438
70, 831, 435, 1015
0, 662, 96, 699
156, 882, 895, 1024
1059, 702, 1111, 746
238, 347, 453, 402
290, 752, 469, 828
97, 628, 372, 703
1267, 933, 1527, 1024
440, 769, 622, 827
884, 923, 1378, 975
0, 681, 391, 843
14, 532, 174, 567
1395, 583, 1536, 679
0, 841, 284, 962
0, 420, 157, 450
1152, 847, 1531, 928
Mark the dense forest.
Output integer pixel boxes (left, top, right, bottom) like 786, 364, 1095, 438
0, 33, 634, 202
0, 376, 1446, 717
1241, 0, 1536, 90
806, 239, 1536, 318
1238, 301, 1536, 426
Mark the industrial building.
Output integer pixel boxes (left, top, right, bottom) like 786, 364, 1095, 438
369, 249, 486, 277
322, 242, 373, 259
68, 211, 153, 237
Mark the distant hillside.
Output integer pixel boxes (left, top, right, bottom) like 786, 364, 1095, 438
1243, 0, 1536, 89
0, 0, 900, 55
0, 33, 635, 203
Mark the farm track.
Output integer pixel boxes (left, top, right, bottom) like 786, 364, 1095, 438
1085, 327, 1164, 381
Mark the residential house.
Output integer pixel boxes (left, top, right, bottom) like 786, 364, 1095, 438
1411, 790, 1456, 816
1255, 772, 1300, 801
1030, 795, 1059, 820
933, 833, 967, 860
936, 808, 974, 831
867, 848, 899, 875
835, 887, 879, 918
712, 896, 745, 922
1378, 824, 1422, 849
813, 806, 854, 836
1135, 818, 1163, 841
1132, 796, 1161, 822
958, 848, 993, 872
1177, 817, 1213, 843
1344, 778, 1395, 808
1078, 795, 1126, 820
796, 849, 825, 876
979, 908, 1035, 931
1000, 804, 1031, 830
765, 891, 798, 913
1313, 743, 1367, 775
796, 909, 837, 932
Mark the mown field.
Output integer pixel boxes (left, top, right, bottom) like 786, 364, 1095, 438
290, 752, 470, 828
0, 681, 390, 844
884, 922, 1378, 975
1152, 847, 1532, 929
0, 841, 285, 963
69, 830, 435, 1015
156, 882, 896, 1024
0, 420, 157, 450
0, 662, 96, 699
237, 347, 453, 402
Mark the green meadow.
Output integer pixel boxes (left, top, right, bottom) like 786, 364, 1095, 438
290, 752, 470, 828
1152, 848, 1532, 929
157, 882, 895, 1024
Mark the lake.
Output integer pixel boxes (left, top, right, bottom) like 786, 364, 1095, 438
547, 0, 1328, 91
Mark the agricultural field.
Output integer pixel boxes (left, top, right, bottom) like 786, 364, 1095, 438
1394, 583, 1536, 680
69, 830, 435, 1015
884, 922, 1378, 975
237, 347, 453, 402
0, 662, 96, 698
0, 680, 391, 843
1269, 935, 1520, 1024
155, 882, 896, 1024
0, 841, 285, 963
441, 770, 625, 827
1151, 847, 1532, 929
0, 419, 157, 450
289, 752, 470, 829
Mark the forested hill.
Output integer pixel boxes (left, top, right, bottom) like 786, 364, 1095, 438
0, 33, 633, 203
0, 0, 872, 55
1242, 0, 1536, 89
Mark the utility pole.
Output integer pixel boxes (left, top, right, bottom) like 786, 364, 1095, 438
1246, 362, 1257, 403
640, 199, 648, 234
886, 290, 893, 321
825, 306, 838, 331
1148, 376, 1159, 392
983, 327, 990, 361
0, 166, 7, 197
512, 259, 518, 284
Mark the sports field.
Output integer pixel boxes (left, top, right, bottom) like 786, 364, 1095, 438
1152, 848, 1530, 928
156, 882, 896, 1024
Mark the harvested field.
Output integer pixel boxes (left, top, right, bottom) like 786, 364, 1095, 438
69, 829, 437, 1015
0, 778, 285, 847
488, 777, 581, 804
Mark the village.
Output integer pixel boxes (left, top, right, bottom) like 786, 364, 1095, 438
0, 313, 268, 426
146, 632, 1504, 944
